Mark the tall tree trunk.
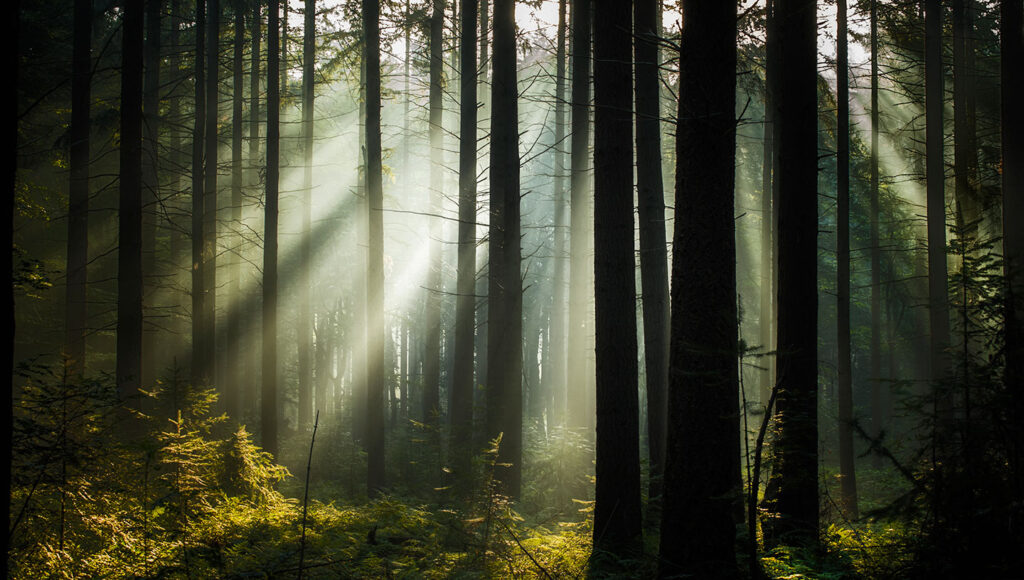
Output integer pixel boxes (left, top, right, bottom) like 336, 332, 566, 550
451, 0, 478, 479
767, 0, 819, 546
191, 0, 206, 385
591, 0, 641, 565
204, 0, 220, 387
66, 0, 92, 377
760, 0, 777, 407
364, 0, 387, 496
227, 0, 245, 420
169, 0, 186, 358
953, 0, 980, 232
634, 0, 667, 511
4, 4, 20, 575
247, 0, 261, 416
263, 0, 281, 458
486, 0, 522, 499
659, 1, 740, 576
567, 0, 591, 431
546, 0, 568, 427
836, 0, 859, 520
926, 0, 951, 413
142, 0, 161, 387
298, 0, 315, 428
118, 0, 145, 402
424, 0, 444, 431
869, 0, 884, 468
1001, 0, 1024, 498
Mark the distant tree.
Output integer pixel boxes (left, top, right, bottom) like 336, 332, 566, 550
227, 0, 246, 420
203, 0, 220, 388
191, 0, 207, 386
766, 0, 819, 546
591, 0, 641, 566
263, 0, 281, 458
659, 0, 740, 576
835, 0, 859, 519
424, 0, 444, 432
66, 0, 91, 379
953, 0, 980, 231
868, 0, 883, 467
117, 0, 145, 402
298, 0, 315, 428
486, 0, 522, 498
364, 0, 386, 496
141, 0, 161, 387
451, 0, 478, 478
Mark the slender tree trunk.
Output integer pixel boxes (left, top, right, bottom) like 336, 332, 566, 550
591, 0, 641, 565
424, 0, 445, 430
298, 0, 315, 428
1001, 0, 1024, 497
118, 0, 145, 402
204, 0, 220, 388
836, 0, 859, 520
486, 0, 522, 499
4, 4, 20, 575
169, 0, 185, 357
66, 0, 92, 378
634, 0, 667, 511
659, 1, 740, 576
364, 0, 387, 496
760, 0, 777, 407
546, 0, 568, 427
953, 0, 980, 232
247, 0, 261, 416
451, 0, 478, 478
869, 0, 884, 468
142, 0, 161, 387
191, 0, 206, 385
567, 0, 591, 431
767, 0, 819, 547
227, 0, 245, 420
263, 0, 281, 458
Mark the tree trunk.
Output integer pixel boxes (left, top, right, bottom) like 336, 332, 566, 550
4, 6, 20, 575
869, 0, 884, 469
567, 0, 591, 431
424, 0, 444, 431
263, 0, 281, 459
546, 0, 568, 427
117, 0, 145, 402
227, 0, 245, 420
298, 0, 315, 428
247, 0, 261, 417
142, 0, 161, 387
191, 0, 206, 385
659, 1, 740, 576
953, 0, 980, 232
591, 0, 641, 565
634, 0, 667, 511
767, 0, 819, 547
364, 0, 387, 496
486, 0, 522, 499
66, 0, 92, 377
835, 0, 859, 520
204, 0, 220, 388
451, 0, 478, 480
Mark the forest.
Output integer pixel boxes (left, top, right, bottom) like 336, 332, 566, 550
5, 0, 1024, 577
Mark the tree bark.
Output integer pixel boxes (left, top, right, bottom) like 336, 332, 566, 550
204, 0, 220, 388
263, 0, 281, 458
424, 0, 445, 431
298, 0, 315, 428
227, 0, 245, 420
953, 0, 980, 232
142, 0, 161, 387
546, 0, 568, 427
869, 0, 884, 468
191, 0, 206, 385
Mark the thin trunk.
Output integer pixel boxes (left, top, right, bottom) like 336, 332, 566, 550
486, 0, 522, 499
767, 0, 819, 546
142, 0, 161, 387
298, 0, 315, 428
547, 0, 568, 427
451, 0, 478, 478
836, 0, 859, 520
204, 0, 220, 387
247, 0, 261, 417
424, 0, 444, 429
760, 0, 777, 407
364, 0, 387, 496
953, 0, 980, 232
592, 0, 641, 564
66, 0, 92, 377
869, 0, 884, 468
5, 7, 20, 575
227, 0, 244, 420
659, 1, 740, 576
263, 0, 281, 458
567, 0, 591, 431
634, 0, 667, 511
191, 0, 207, 385
118, 0, 145, 402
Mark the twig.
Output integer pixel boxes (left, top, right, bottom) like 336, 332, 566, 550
298, 410, 319, 580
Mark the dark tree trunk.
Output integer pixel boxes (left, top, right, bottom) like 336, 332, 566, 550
486, 0, 522, 499
451, 0, 478, 479
869, 0, 884, 468
364, 0, 386, 496
424, 0, 444, 431
767, 0, 819, 547
634, 0, 667, 511
546, 0, 568, 426
760, 0, 777, 407
836, 0, 859, 520
263, 0, 281, 458
591, 0, 641, 565
66, 0, 92, 377
298, 0, 315, 428
118, 0, 145, 402
4, 3, 20, 576
204, 0, 220, 388
191, 0, 206, 385
142, 0, 161, 387
659, 1, 739, 576
247, 0, 261, 416
227, 0, 245, 420
567, 0, 591, 431
1001, 0, 1024, 497
953, 0, 980, 231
